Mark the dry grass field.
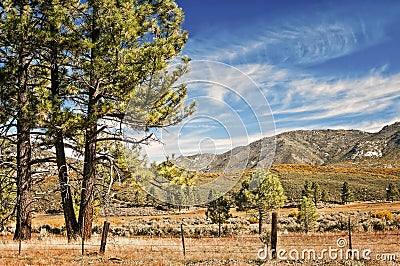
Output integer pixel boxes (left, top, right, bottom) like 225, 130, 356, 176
0, 201, 399, 265
1, 231, 400, 265
29, 201, 400, 227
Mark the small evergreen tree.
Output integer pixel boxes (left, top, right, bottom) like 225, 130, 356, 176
341, 182, 354, 204
297, 196, 319, 232
321, 189, 329, 203
206, 194, 231, 237
235, 170, 286, 234
234, 178, 250, 212
302, 181, 321, 207
302, 180, 313, 198
386, 183, 400, 202
311, 182, 321, 207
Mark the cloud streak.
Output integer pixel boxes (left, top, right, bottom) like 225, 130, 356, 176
142, 1, 400, 161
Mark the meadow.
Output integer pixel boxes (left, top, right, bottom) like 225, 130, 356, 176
1, 202, 400, 265
1, 231, 399, 265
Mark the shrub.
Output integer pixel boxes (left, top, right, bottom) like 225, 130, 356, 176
371, 219, 387, 231
371, 210, 393, 221
248, 216, 259, 224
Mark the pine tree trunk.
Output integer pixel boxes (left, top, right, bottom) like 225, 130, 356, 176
14, 65, 32, 240
218, 213, 221, 237
55, 134, 79, 241
258, 209, 263, 234
78, 123, 97, 239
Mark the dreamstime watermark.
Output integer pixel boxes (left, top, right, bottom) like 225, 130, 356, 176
122, 60, 276, 206
257, 238, 398, 262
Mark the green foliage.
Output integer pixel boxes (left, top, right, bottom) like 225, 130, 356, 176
301, 180, 313, 198
341, 182, 354, 204
154, 158, 197, 186
301, 180, 321, 206
0, 0, 193, 239
154, 159, 198, 208
236, 170, 286, 212
0, 168, 16, 230
311, 182, 321, 206
386, 183, 400, 202
206, 193, 231, 236
321, 189, 329, 202
297, 196, 319, 232
235, 169, 286, 234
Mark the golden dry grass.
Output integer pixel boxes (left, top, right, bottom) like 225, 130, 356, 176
1, 231, 399, 265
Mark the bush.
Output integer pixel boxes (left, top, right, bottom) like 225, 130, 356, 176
371, 210, 393, 221
248, 216, 259, 224
391, 214, 400, 229
371, 219, 387, 231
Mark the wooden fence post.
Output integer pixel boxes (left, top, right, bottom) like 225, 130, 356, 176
18, 238, 21, 255
180, 223, 186, 257
271, 212, 278, 259
100, 221, 111, 254
81, 215, 85, 256
348, 215, 352, 250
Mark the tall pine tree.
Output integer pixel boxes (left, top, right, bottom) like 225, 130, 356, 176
0, 0, 44, 240
69, 0, 192, 239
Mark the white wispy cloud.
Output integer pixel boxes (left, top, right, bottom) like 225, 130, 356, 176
184, 8, 388, 68
141, 2, 400, 162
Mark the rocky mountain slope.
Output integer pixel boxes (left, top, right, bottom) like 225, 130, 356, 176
175, 122, 400, 172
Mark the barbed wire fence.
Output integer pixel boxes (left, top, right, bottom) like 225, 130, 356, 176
1, 219, 400, 264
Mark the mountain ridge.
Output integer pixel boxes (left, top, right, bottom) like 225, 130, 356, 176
175, 122, 400, 172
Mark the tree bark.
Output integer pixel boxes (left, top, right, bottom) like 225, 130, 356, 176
55, 134, 79, 241
258, 209, 263, 235
218, 213, 221, 237
78, 123, 97, 239
14, 60, 32, 240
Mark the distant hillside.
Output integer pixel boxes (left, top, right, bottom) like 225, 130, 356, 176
175, 122, 400, 172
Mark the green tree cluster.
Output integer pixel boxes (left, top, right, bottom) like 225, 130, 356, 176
0, 0, 192, 240
153, 158, 197, 209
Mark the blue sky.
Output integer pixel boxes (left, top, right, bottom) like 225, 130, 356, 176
141, 0, 400, 162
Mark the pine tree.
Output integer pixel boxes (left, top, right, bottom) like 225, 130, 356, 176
235, 170, 286, 234
341, 182, 354, 204
154, 158, 197, 209
302, 180, 313, 198
321, 189, 329, 203
206, 194, 231, 237
386, 183, 400, 202
297, 196, 319, 232
69, 0, 192, 239
34, 0, 82, 242
311, 182, 321, 207
1, 0, 193, 240
0, 0, 43, 240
